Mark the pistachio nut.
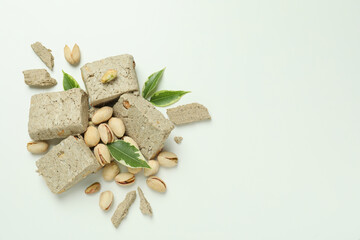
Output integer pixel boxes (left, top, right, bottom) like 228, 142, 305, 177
108, 117, 125, 138
102, 162, 120, 181
157, 151, 178, 167
64, 44, 80, 65
71, 44, 81, 65
98, 123, 115, 144
85, 182, 101, 194
99, 191, 114, 211
115, 173, 135, 186
84, 126, 100, 147
101, 69, 117, 83
127, 167, 142, 175
122, 136, 139, 149
123, 100, 131, 109
143, 160, 159, 177
27, 141, 49, 154
146, 176, 166, 193
94, 143, 112, 166
92, 106, 113, 125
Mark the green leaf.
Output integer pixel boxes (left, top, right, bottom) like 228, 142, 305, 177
62, 70, 80, 90
142, 68, 165, 99
107, 140, 150, 168
150, 90, 190, 107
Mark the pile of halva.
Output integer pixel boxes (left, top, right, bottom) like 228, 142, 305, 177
26, 43, 211, 228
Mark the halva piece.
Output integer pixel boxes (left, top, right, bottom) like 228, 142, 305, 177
28, 88, 89, 140
174, 136, 183, 144
36, 135, 100, 194
23, 69, 57, 87
138, 187, 152, 216
81, 54, 139, 106
166, 103, 211, 125
111, 191, 136, 228
113, 93, 174, 159
31, 42, 54, 70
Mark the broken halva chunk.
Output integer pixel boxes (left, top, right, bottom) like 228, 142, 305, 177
28, 88, 89, 140
174, 136, 183, 144
138, 187, 152, 216
81, 54, 139, 106
36, 135, 100, 194
31, 42, 54, 70
113, 93, 174, 160
166, 103, 211, 125
23, 69, 57, 87
111, 190, 137, 228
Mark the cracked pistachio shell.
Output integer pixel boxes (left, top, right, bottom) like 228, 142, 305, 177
146, 176, 166, 193
157, 151, 178, 167
98, 123, 115, 144
94, 144, 112, 166
115, 173, 135, 186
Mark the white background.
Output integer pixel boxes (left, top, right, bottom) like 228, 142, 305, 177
0, 0, 360, 239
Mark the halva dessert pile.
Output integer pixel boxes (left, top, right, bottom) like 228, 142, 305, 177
25, 42, 211, 228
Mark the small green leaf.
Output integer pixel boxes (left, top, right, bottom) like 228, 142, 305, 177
149, 90, 190, 107
142, 68, 165, 99
107, 140, 150, 168
62, 70, 80, 90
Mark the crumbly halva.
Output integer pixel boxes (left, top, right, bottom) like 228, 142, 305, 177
81, 54, 139, 106
111, 191, 136, 228
28, 88, 89, 140
113, 93, 174, 160
23, 69, 57, 87
36, 135, 100, 194
166, 103, 211, 125
31, 42, 54, 70
138, 187, 152, 216
174, 136, 183, 144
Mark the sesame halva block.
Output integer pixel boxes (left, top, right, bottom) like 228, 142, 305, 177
31, 42, 54, 70
113, 93, 174, 160
81, 54, 139, 106
36, 135, 100, 194
23, 69, 57, 87
28, 88, 89, 140
166, 103, 211, 125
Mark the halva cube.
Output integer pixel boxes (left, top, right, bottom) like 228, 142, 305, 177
28, 88, 89, 140
36, 135, 100, 194
113, 93, 174, 160
81, 54, 139, 106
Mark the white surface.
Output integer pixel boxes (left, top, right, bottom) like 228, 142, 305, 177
0, 0, 360, 239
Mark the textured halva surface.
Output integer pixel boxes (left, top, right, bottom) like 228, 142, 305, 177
28, 88, 89, 140
81, 54, 139, 106
166, 103, 211, 125
31, 42, 54, 70
111, 191, 136, 228
113, 93, 174, 160
138, 187, 152, 216
36, 136, 100, 194
174, 136, 183, 144
23, 69, 57, 87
